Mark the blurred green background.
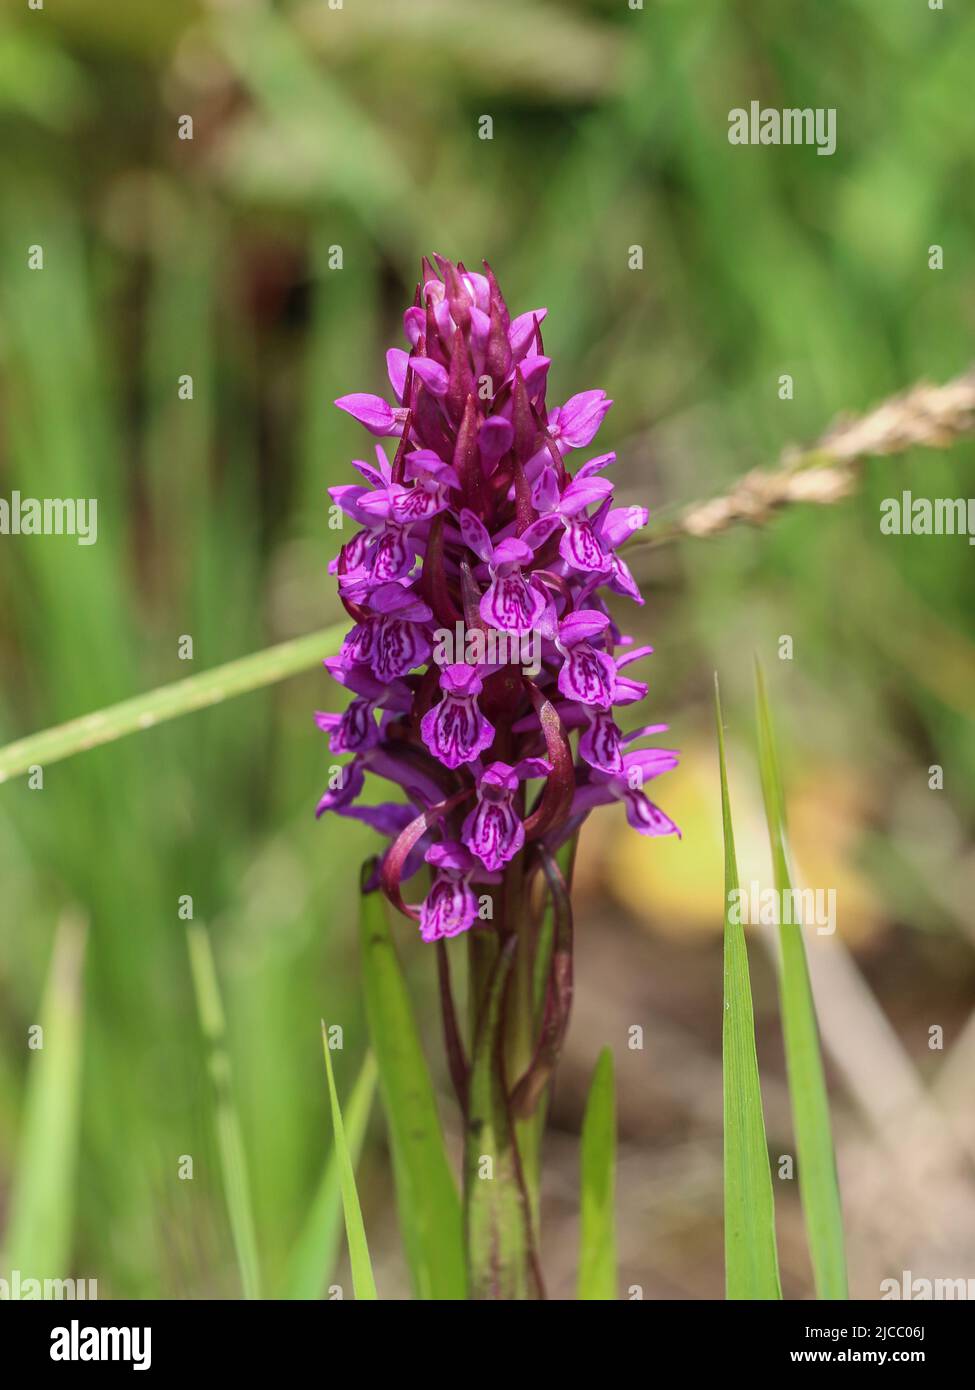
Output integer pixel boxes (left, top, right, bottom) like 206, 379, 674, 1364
1, 0, 974, 1299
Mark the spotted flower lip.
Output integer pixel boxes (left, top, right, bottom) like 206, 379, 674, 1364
462, 759, 552, 872
318, 256, 678, 942
420, 663, 496, 769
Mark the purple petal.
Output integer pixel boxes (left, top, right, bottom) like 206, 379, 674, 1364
560, 476, 614, 515
427, 840, 477, 872
530, 465, 560, 514
440, 663, 485, 697
340, 623, 373, 667
462, 799, 524, 872
328, 484, 372, 525
606, 553, 644, 604
573, 451, 616, 480
557, 641, 616, 708
459, 508, 494, 563
480, 572, 545, 634
391, 485, 446, 524
371, 618, 431, 681
613, 675, 648, 705
478, 417, 514, 474
600, 504, 649, 549
419, 874, 478, 943
343, 802, 415, 839
519, 354, 551, 398
371, 528, 414, 583
410, 357, 450, 397
315, 759, 365, 817
551, 390, 612, 449
508, 308, 547, 360
386, 348, 409, 403
559, 609, 611, 646
622, 747, 680, 779
512, 756, 553, 780
491, 535, 534, 567
404, 307, 424, 346
329, 698, 378, 753
335, 393, 398, 436
521, 515, 561, 552
621, 790, 680, 837
579, 710, 624, 774
420, 693, 495, 769
558, 517, 609, 573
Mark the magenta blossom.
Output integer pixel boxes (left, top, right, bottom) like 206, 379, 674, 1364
317, 256, 678, 942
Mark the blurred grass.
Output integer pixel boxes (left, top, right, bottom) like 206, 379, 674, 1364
319, 1025, 377, 1301
577, 1047, 616, 1300
755, 664, 848, 1299
2, 913, 86, 1282
0, 0, 973, 1298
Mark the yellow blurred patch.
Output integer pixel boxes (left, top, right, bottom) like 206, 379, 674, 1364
592, 739, 883, 946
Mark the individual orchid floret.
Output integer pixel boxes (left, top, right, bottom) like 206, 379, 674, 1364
316, 662, 411, 754
344, 582, 433, 683
555, 610, 617, 709
420, 663, 496, 769
531, 463, 613, 574
548, 389, 613, 451
459, 510, 548, 634
565, 746, 681, 839
419, 842, 482, 943
589, 497, 649, 604
462, 758, 551, 872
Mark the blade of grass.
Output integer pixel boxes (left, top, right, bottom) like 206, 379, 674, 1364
186, 922, 262, 1300
715, 675, 782, 1300
319, 1029, 378, 1301
0, 623, 346, 785
358, 869, 467, 1299
284, 1050, 377, 1299
2, 912, 87, 1282
754, 660, 848, 1299
577, 1046, 617, 1300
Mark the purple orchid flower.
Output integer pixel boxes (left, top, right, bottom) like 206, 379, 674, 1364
547, 389, 613, 451
315, 661, 412, 754
420, 663, 496, 769
566, 746, 681, 838
317, 256, 677, 955
462, 758, 551, 872
531, 461, 614, 574
419, 842, 482, 943
555, 609, 617, 709
459, 510, 549, 634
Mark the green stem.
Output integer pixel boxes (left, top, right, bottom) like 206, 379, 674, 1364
0, 623, 346, 784
463, 866, 543, 1300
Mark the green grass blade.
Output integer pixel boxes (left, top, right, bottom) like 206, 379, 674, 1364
0, 623, 346, 785
577, 1046, 617, 1300
754, 661, 848, 1299
715, 676, 782, 1300
186, 922, 262, 1300
320, 1029, 378, 1301
358, 874, 467, 1299
2, 912, 87, 1283
284, 1051, 377, 1299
